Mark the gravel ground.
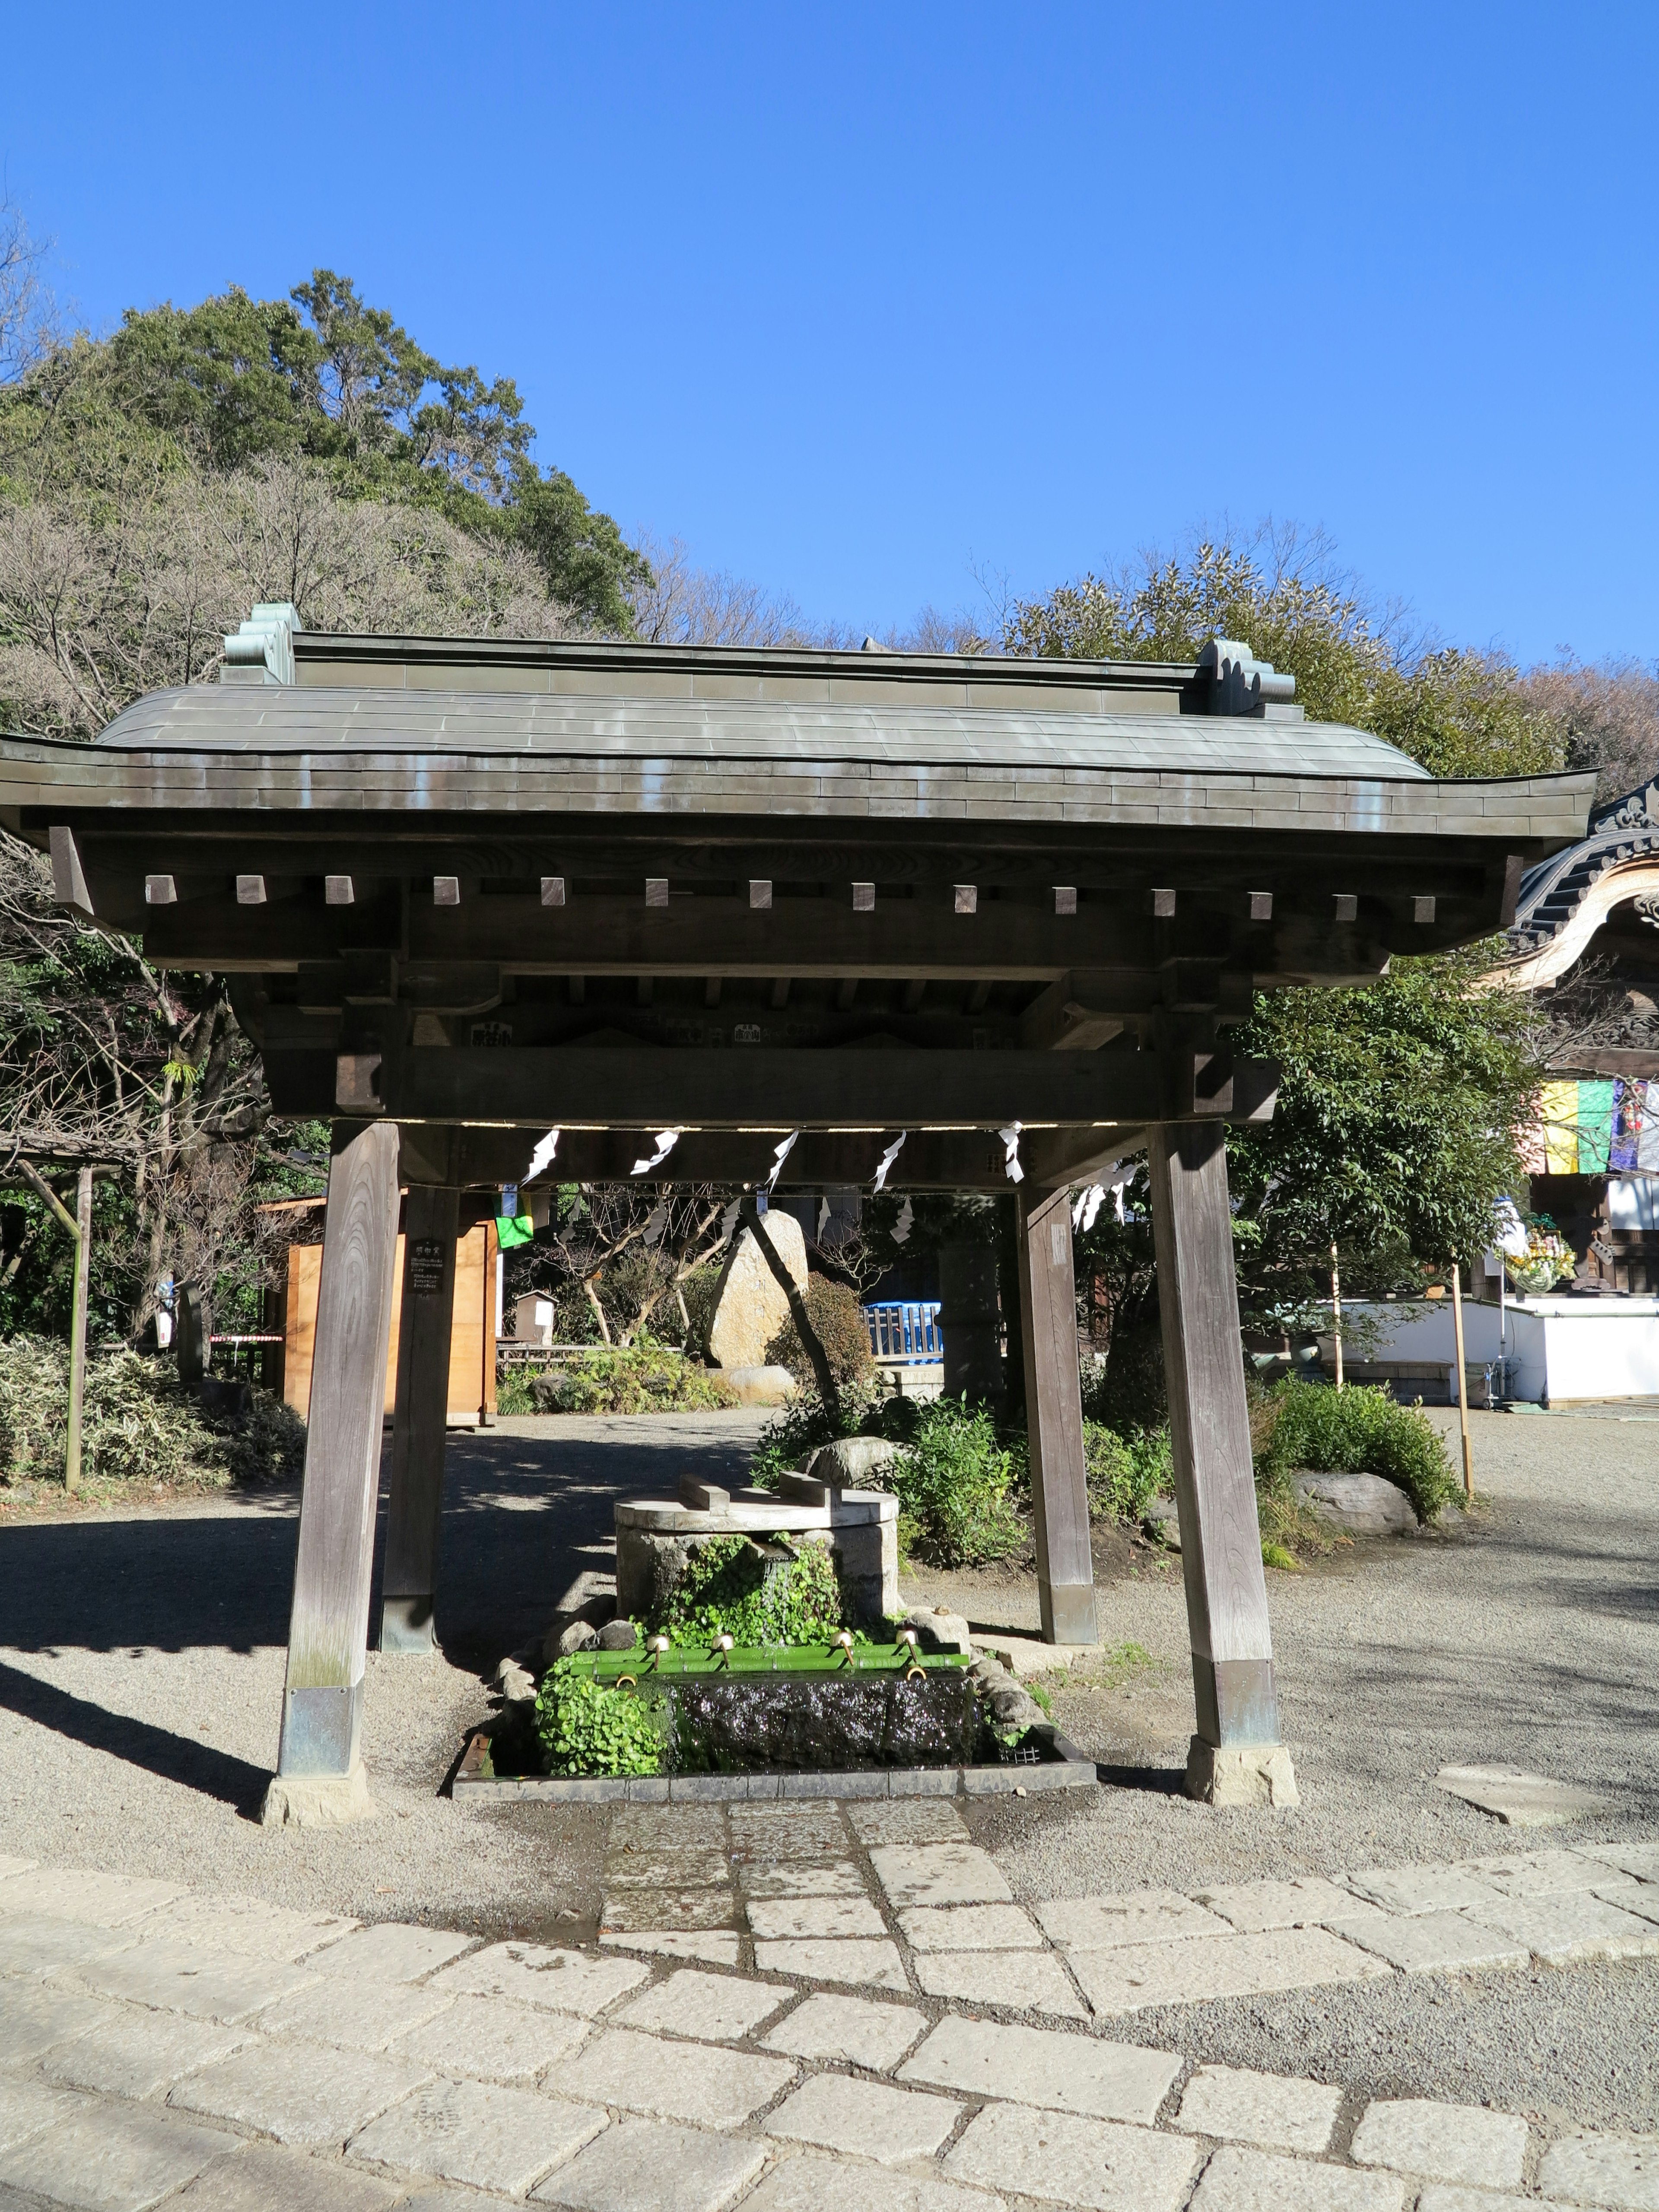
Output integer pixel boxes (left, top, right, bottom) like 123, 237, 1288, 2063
2, 1400, 1657, 2128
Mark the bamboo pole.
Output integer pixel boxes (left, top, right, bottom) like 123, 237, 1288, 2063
1330, 1239, 1344, 1390
1450, 1255, 1474, 1500
65, 1166, 92, 1494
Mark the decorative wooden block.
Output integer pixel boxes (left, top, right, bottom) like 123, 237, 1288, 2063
1053, 887, 1077, 915
1249, 891, 1273, 920
1148, 887, 1176, 918
1333, 893, 1358, 922
325, 875, 354, 906
750, 880, 772, 909
236, 876, 267, 905
852, 883, 875, 912
145, 874, 177, 905
646, 878, 669, 908
433, 877, 461, 906
1413, 894, 1437, 923
541, 877, 566, 906
954, 885, 978, 914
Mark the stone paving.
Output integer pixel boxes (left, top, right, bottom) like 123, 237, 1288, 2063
2, 1817, 1659, 2209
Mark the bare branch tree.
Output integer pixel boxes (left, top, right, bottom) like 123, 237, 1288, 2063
0, 197, 57, 386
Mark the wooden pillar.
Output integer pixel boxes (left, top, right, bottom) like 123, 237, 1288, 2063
1147, 1121, 1297, 1804
266, 1122, 400, 1818
1015, 1187, 1097, 1645
65, 1166, 92, 1494
379, 1186, 461, 1653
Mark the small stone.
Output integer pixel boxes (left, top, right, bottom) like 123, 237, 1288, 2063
42, 2007, 249, 2098
597, 1619, 640, 1651
556, 1619, 600, 1657
768, 2072, 961, 2162
1537, 2132, 1659, 2208
912, 1951, 1087, 2016
0, 2100, 237, 2206
1293, 1470, 1417, 1536
259, 1768, 377, 1828
1067, 1927, 1389, 2015
67, 1935, 316, 2024
0, 1983, 110, 2065
752, 1938, 911, 1991
617, 1967, 788, 2043
1464, 1891, 1659, 1964
761, 1992, 928, 2071
391, 1995, 588, 2082
564, 2027, 795, 2128
1433, 1764, 1610, 1827
900, 2015, 1180, 2124
898, 1904, 1042, 1952
1328, 1912, 1529, 1976
946, 2101, 1197, 2210
169, 2139, 402, 2211
255, 1975, 452, 2052
348, 2076, 606, 2194
1189, 2143, 1405, 2209
870, 1843, 1014, 1909
497, 1657, 538, 1703
806, 1435, 902, 1484
1195, 1878, 1376, 1934
901, 1604, 974, 1656
309, 1922, 477, 1984
1185, 1739, 1300, 1807
431, 1941, 649, 2015
1342, 1862, 1508, 1915
1350, 2098, 1529, 2188
1175, 2064, 1341, 2154
532, 2115, 766, 2212
746, 1897, 887, 1941
1036, 1888, 1230, 1950
848, 1800, 967, 1846
986, 1684, 1046, 1730
744, 2151, 1003, 2212
170, 2040, 431, 2147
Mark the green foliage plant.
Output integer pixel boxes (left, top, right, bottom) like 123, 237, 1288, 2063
887, 1395, 1025, 1567
765, 1278, 877, 1393
508, 1336, 738, 1415
534, 1660, 664, 1778
1254, 1377, 1457, 1522
660, 1534, 843, 1647
1081, 1421, 1172, 1523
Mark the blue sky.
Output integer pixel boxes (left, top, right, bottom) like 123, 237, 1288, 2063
3, 3, 1653, 663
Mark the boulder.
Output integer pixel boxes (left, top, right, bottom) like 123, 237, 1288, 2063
706, 1212, 809, 1370
804, 1436, 903, 1485
1142, 1496, 1180, 1549
901, 1603, 973, 1656
721, 1365, 798, 1406
1294, 1470, 1417, 1538
596, 1618, 640, 1651
552, 1618, 599, 1659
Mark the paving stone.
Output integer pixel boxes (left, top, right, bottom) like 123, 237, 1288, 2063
1538, 2129, 1659, 2207
1464, 1891, 1659, 1964
768, 2071, 961, 2162
1341, 1862, 1507, 1916
169, 2040, 430, 2147
307, 1923, 476, 1984
1327, 1910, 1527, 1975
898, 1904, 1042, 1952
430, 1940, 649, 2015
900, 2014, 1180, 2124
0, 1858, 36, 1880
64, 1936, 316, 2024
599, 1932, 743, 1967
566, 2027, 795, 2126
869, 1845, 1013, 1909
605, 1849, 732, 1890
136, 1893, 360, 1963
1175, 2064, 1341, 2153
174, 2139, 402, 2210
1189, 2143, 1406, 2209
1596, 1880, 1659, 1926
391, 1994, 589, 2082
1350, 2097, 1529, 2187
0, 1983, 110, 2065
739, 1862, 865, 1899
0, 2077, 85, 2151
911, 1951, 1087, 2016
531, 2115, 766, 2211
0, 1912, 132, 1981
1434, 1765, 1610, 1827
617, 1967, 788, 2043
752, 1938, 910, 1991
760, 1992, 928, 2071
847, 1802, 969, 1847
1036, 1888, 1231, 1949
347, 2076, 605, 2194
1582, 1840, 1659, 1885
1464, 1849, 1610, 1899
0, 2098, 237, 2210
42, 2006, 249, 2099
255, 1975, 453, 2052
1413, 2189, 1536, 2212
1194, 1878, 1380, 1933
1068, 1926, 1391, 2014
746, 1897, 887, 1941
945, 2101, 1196, 2209
0, 1868, 185, 1929
743, 2150, 1003, 2212
602, 1889, 741, 1933
728, 1808, 849, 1861
609, 1808, 726, 1850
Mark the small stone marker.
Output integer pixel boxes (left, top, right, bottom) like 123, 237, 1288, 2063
1435, 1764, 1611, 1827
677, 1478, 730, 1512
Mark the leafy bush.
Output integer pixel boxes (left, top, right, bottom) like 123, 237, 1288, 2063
0, 1336, 305, 1491
533, 1661, 664, 1777
888, 1395, 1026, 1566
659, 1533, 843, 1646
1253, 1377, 1458, 1522
503, 1336, 739, 1415
748, 1384, 886, 1488
764, 1278, 877, 1392
1082, 1422, 1172, 1523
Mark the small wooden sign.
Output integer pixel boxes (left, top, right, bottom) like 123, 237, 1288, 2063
408, 1238, 446, 1296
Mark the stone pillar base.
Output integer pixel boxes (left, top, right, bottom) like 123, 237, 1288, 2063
259, 1765, 376, 1828
1185, 1736, 1300, 1808
378, 1595, 436, 1653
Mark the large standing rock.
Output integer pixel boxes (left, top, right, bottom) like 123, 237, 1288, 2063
706, 1211, 810, 1371
1294, 1470, 1417, 1537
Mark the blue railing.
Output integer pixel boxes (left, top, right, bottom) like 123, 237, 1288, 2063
864, 1300, 943, 1362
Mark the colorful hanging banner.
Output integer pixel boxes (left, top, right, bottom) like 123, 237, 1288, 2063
1612, 1078, 1642, 1171
1540, 1078, 1580, 1173
1577, 1078, 1615, 1174
1641, 1082, 1659, 1171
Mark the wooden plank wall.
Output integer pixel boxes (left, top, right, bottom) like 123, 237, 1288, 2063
283, 1222, 497, 1421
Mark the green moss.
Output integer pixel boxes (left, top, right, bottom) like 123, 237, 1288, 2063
533, 1660, 664, 1777
1261, 1541, 1301, 1572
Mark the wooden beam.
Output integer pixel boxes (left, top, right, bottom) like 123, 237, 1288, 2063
379, 1186, 460, 1654
1016, 1188, 1097, 1644
274, 1121, 401, 1782
48, 827, 93, 915
1146, 1120, 1289, 1792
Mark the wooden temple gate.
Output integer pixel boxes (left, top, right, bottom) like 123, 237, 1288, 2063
0, 609, 1589, 1821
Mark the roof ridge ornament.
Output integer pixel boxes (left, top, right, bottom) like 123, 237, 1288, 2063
221, 602, 303, 687
1197, 636, 1297, 718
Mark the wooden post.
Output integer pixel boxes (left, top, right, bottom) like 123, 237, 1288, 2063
265, 1122, 401, 1821
1450, 1256, 1474, 1499
65, 1166, 92, 1492
379, 1186, 461, 1653
1015, 1187, 1097, 1645
1330, 1240, 1344, 1391
1147, 1121, 1297, 1805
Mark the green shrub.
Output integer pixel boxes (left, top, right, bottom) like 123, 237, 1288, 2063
765, 1279, 877, 1392
1254, 1377, 1457, 1522
888, 1395, 1026, 1566
660, 1533, 843, 1646
1082, 1422, 1172, 1522
506, 1336, 739, 1415
533, 1661, 664, 1777
748, 1385, 886, 1487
